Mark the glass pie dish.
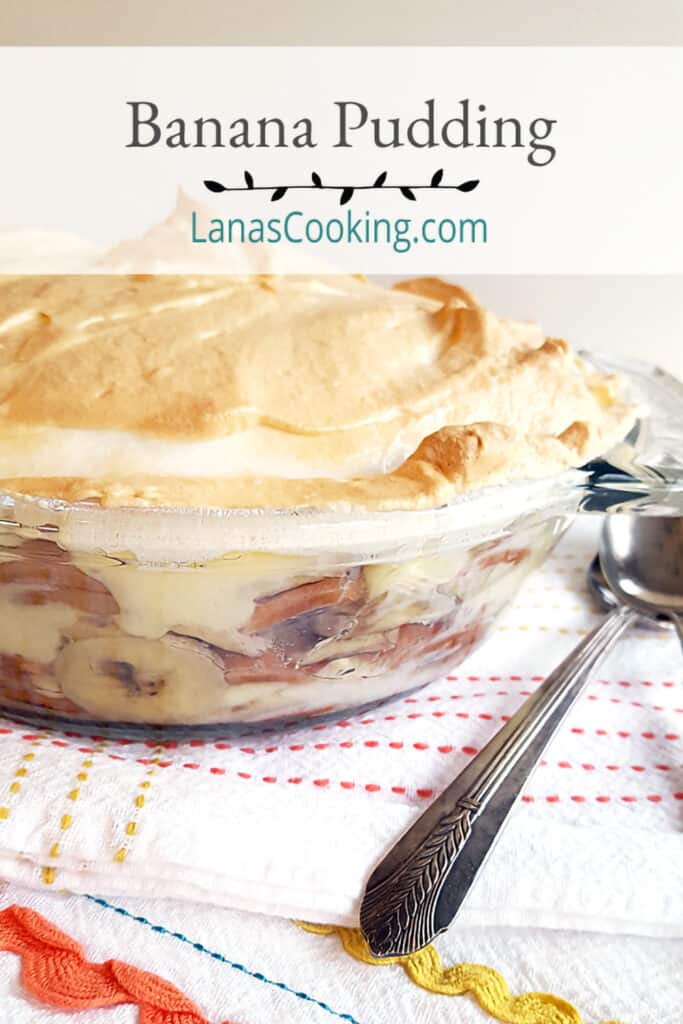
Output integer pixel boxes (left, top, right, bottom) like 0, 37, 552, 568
1, 347, 681, 740
0, 480, 579, 735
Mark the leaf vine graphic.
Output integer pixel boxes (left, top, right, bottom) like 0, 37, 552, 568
203, 172, 479, 205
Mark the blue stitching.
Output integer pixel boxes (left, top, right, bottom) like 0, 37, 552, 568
83, 894, 360, 1024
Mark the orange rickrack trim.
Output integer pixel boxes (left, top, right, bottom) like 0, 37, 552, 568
0, 904, 235, 1023
298, 923, 626, 1024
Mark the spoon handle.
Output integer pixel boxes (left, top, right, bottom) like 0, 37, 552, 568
670, 612, 683, 652
360, 605, 635, 958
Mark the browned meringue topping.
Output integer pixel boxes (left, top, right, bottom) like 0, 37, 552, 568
0, 274, 633, 510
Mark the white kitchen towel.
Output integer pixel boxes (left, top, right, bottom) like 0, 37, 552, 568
0, 518, 679, 936
0, 879, 680, 1024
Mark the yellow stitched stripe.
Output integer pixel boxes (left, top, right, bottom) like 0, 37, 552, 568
0, 739, 44, 824
113, 749, 163, 865
297, 924, 625, 1024
40, 743, 106, 887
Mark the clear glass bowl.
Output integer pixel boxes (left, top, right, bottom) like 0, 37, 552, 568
0, 354, 680, 736
0, 482, 577, 736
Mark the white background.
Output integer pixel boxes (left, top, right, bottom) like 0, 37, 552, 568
1, 47, 681, 273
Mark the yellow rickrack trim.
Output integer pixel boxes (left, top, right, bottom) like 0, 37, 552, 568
298, 924, 626, 1024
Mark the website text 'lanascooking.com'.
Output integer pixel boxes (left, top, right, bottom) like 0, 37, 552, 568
191, 208, 488, 254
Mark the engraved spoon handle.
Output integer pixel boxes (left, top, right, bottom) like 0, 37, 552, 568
360, 604, 635, 958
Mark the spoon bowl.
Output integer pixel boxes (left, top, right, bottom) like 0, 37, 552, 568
600, 516, 683, 644
586, 555, 672, 630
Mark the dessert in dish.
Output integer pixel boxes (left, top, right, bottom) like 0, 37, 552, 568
0, 516, 563, 727
0, 274, 630, 509
0, 274, 634, 730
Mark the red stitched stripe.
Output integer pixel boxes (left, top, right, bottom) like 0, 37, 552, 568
445, 674, 680, 688
2, 728, 680, 767
1, 726, 679, 801
416, 690, 681, 714
135, 764, 682, 804
1, 698, 679, 755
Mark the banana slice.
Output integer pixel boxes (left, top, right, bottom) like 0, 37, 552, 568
55, 635, 228, 724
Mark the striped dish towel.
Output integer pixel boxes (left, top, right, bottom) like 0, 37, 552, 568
0, 517, 679, 937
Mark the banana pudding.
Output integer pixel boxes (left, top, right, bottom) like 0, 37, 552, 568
0, 274, 634, 730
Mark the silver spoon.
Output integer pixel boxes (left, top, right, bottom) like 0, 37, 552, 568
587, 554, 673, 631
360, 515, 683, 958
600, 515, 683, 648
